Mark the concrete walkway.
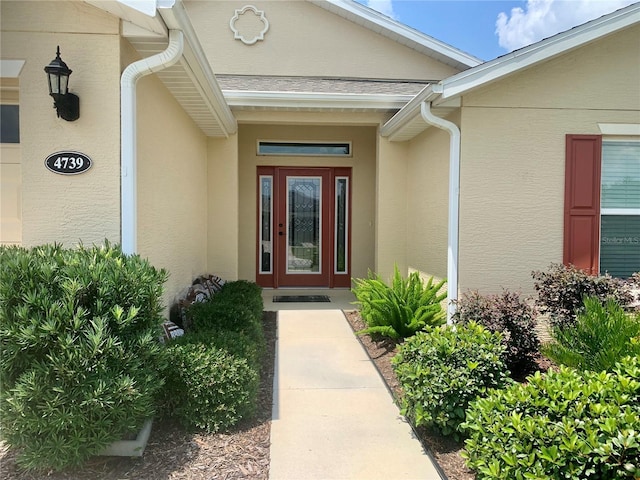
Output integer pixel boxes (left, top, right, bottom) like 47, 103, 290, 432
268, 307, 443, 480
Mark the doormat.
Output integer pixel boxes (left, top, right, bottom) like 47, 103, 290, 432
273, 295, 331, 303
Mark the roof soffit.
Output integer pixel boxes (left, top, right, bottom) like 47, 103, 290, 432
85, 0, 236, 137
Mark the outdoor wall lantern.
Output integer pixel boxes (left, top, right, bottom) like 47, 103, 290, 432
44, 46, 79, 121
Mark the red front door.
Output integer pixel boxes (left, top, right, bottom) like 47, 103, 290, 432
256, 167, 351, 288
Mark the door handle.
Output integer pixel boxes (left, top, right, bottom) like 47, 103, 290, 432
278, 232, 284, 236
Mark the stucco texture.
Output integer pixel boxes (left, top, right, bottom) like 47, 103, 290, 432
457, 24, 640, 295
1, 1, 121, 248
135, 56, 209, 309
405, 114, 453, 284
183, 0, 460, 81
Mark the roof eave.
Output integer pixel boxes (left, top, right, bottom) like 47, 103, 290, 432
158, 1, 237, 136
441, 2, 640, 100
379, 85, 440, 140
382, 3, 640, 142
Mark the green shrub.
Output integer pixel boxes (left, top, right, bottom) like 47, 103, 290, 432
0, 243, 168, 471
543, 296, 640, 372
218, 280, 264, 319
454, 290, 540, 376
532, 263, 633, 329
186, 280, 264, 346
352, 266, 446, 339
462, 356, 640, 479
171, 329, 261, 370
162, 339, 259, 433
392, 322, 511, 438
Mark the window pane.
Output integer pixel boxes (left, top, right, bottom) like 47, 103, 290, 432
259, 176, 272, 274
0, 105, 19, 143
287, 177, 321, 273
600, 215, 640, 278
258, 142, 350, 156
335, 178, 348, 273
601, 142, 640, 208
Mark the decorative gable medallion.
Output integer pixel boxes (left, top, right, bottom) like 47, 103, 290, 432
230, 5, 269, 45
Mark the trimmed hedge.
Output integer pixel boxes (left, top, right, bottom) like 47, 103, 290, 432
0, 243, 167, 470
392, 322, 511, 438
161, 280, 265, 432
463, 356, 640, 479
162, 339, 259, 433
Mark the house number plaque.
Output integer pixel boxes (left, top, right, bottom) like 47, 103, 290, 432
45, 151, 92, 175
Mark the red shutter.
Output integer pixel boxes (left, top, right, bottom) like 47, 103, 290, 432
563, 134, 602, 274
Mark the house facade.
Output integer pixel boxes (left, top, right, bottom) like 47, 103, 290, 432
1, 0, 638, 318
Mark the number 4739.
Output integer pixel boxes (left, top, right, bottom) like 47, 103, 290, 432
54, 156, 84, 169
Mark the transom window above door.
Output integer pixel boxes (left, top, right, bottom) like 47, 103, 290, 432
257, 141, 351, 157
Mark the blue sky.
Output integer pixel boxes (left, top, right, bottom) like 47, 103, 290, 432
357, 0, 637, 61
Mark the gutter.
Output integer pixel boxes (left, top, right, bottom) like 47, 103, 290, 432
121, 29, 184, 255
419, 99, 460, 324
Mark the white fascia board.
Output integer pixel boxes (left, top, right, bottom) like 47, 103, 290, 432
0, 60, 25, 78
440, 3, 640, 100
312, 0, 482, 69
223, 91, 413, 110
598, 123, 640, 135
84, 0, 168, 35
159, 1, 237, 135
379, 85, 439, 137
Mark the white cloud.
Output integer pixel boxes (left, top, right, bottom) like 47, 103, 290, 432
496, 0, 636, 52
366, 0, 397, 19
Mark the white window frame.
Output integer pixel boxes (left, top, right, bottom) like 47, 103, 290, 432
599, 137, 640, 276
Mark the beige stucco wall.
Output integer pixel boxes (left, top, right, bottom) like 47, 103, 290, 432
237, 122, 377, 283
207, 134, 240, 280
130, 40, 209, 309
375, 136, 408, 280
184, 0, 460, 80
1, 1, 121, 248
458, 24, 640, 295
404, 113, 455, 285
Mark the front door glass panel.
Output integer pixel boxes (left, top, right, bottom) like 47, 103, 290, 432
287, 176, 321, 273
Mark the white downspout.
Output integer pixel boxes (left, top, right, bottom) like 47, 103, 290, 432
420, 101, 460, 324
121, 29, 184, 254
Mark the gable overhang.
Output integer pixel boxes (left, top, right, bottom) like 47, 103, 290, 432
381, 2, 640, 142
310, 0, 482, 71
85, 0, 237, 137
